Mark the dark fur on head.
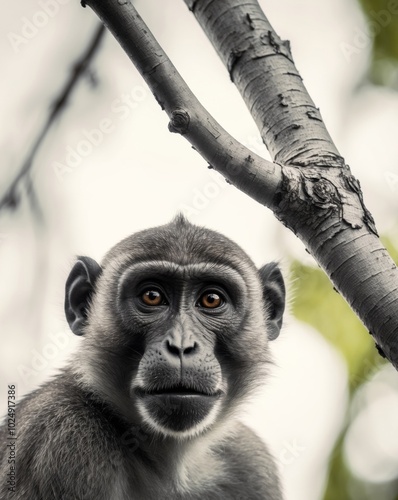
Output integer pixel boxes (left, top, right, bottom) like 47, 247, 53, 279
103, 214, 258, 270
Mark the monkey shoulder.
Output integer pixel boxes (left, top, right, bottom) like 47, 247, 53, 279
173, 422, 283, 500
207, 422, 283, 500
0, 371, 130, 499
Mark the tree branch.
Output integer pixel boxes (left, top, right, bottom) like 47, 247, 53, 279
185, 0, 341, 169
82, 0, 281, 208
82, 0, 398, 370
0, 23, 106, 214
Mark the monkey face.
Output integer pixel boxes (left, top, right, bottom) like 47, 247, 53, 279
64, 216, 285, 439
117, 261, 244, 437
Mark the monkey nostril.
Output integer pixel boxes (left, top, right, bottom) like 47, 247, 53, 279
166, 340, 181, 357
183, 342, 198, 355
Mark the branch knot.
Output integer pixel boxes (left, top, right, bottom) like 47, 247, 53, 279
168, 110, 190, 134
312, 178, 336, 204
302, 175, 341, 214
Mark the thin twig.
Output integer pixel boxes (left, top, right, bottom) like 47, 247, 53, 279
0, 23, 106, 214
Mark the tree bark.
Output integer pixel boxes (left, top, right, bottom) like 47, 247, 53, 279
82, 0, 398, 370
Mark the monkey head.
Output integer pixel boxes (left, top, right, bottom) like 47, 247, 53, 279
64, 216, 285, 439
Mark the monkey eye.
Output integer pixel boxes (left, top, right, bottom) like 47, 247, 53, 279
197, 291, 224, 309
141, 289, 166, 307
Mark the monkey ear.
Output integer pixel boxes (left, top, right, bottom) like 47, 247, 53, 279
64, 256, 102, 336
258, 262, 286, 341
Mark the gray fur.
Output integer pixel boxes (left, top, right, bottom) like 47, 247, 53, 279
0, 216, 284, 499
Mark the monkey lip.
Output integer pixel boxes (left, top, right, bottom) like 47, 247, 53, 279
135, 385, 222, 399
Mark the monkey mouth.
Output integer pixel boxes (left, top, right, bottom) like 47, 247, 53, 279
134, 385, 223, 433
135, 384, 221, 398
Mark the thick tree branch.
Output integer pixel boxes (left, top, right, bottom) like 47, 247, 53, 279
186, 0, 341, 169
0, 23, 106, 214
82, 0, 398, 370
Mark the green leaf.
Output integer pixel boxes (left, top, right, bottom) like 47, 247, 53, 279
357, 0, 398, 87
289, 257, 386, 390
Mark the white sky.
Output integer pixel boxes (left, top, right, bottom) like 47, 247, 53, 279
1, 1, 398, 499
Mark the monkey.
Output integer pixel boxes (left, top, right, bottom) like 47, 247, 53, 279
0, 215, 285, 500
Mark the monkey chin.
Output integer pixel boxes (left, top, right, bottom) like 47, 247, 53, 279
135, 390, 224, 439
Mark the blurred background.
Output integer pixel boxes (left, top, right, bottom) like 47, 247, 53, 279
1, 0, 398, 498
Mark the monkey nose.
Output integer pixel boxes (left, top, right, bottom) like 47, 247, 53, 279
164, 337, 199, 358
